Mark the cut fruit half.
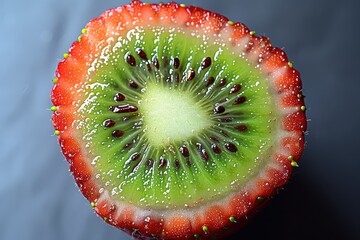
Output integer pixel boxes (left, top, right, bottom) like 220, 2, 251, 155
51, 1, 306, 239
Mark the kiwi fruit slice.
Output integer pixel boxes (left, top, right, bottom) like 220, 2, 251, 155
51, 1, 306, 239
82, 26, 275, 209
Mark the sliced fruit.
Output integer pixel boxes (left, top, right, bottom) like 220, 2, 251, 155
51, 1, 306, 239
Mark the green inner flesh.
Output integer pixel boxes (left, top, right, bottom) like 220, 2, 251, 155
75, 27, 276, 209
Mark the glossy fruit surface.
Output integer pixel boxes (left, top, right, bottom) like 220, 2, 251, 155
51, 1, 306, 239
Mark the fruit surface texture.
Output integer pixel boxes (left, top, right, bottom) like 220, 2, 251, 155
51, 1, 306, 239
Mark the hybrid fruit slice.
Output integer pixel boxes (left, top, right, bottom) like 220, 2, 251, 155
51, 1, 306, 239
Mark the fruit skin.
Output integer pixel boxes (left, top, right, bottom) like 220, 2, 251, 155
51, 1, 306, 239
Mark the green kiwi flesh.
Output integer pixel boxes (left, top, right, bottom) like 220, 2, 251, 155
74, 27, 276, 209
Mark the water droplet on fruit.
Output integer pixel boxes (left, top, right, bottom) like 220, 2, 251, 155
111, 187, 118, 196
144, 216, 151, 223
91, 156, 100, 165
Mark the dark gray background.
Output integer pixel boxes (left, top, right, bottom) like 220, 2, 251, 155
1, 0, 359, 239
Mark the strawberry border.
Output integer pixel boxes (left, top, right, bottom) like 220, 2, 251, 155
51, 1, 306, 239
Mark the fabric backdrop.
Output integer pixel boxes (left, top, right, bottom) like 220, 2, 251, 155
1, 0, 359, 239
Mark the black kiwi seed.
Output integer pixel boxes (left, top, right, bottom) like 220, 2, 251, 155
137, 49, 148, 60
110, 104, 138, 113
214, 105, 225, 114
175, 72, 180, 83
218, 98, 228, 104
126, 53, 136, 66
159, 156, 167, 168
180, 146, 190, 157
188, 69, 195, 81
147, 159, 154, 167
131, 152, 141, 161
146, 63, 152, 72
112, 130, 124, 137
201, 149, 209, 161
201, 57, 212, 69
225, 142, 238, 152
233, 96, 246, 105
173, 57, 180, 69
195, 143, 202, 150
211, 144, 222, 154
218, 78, 227, 87
186, 159, 191, 167
229, 84, 241, 94
124, 142, 132, 149
103, 119, 115, 128
114, 93, 125, 102
210, 135, 219, 142
162, 56, 168, 68
219, 118, 232, 122
129, 80, 139, 89
206, 77, 215, 87
220, 130, 229, 137
153, 57, 159, 69
174, 159, 180, 169
196, 143, 209, 161
235, 125, 247, 132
